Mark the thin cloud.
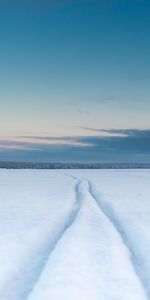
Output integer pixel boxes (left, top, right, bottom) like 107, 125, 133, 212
0, 129, 150, 162
81, 127, 150, 138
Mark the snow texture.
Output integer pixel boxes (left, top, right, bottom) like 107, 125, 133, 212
0, 169, 149, 300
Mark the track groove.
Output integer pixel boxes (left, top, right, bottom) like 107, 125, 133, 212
26, 179, 83, 300
86, 179, 148, 300
0, 179, 82, 300
1, 174, 148, 300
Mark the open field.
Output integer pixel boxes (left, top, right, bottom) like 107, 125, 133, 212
0, 170, 149, 300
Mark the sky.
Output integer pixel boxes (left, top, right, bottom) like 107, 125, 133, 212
0, 0, 150, 162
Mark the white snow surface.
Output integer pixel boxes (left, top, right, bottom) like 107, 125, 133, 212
0, 169, 149, 300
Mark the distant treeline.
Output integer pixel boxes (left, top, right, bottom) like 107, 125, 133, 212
0, 162, 150, 169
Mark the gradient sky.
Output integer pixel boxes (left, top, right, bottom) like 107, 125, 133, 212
0, 0, 150, 162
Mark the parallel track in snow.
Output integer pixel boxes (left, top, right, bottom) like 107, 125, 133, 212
26, 179, 83, 300
28, 175, 148, 300
66, 173, 148, 299
0, 174, 148, 300
0, 179, 83, 300
86, 179, 149, 300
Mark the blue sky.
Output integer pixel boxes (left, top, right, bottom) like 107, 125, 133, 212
0, 0, 150, 162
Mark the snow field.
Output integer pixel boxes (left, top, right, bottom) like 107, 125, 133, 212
0, 170, 149, 300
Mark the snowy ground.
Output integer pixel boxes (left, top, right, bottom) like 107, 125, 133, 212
0, 169, 149, 300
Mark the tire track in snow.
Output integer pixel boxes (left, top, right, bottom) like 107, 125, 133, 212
86, 179, 149, 300
27, 176, 147, 300
0, 179, 83, 300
